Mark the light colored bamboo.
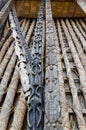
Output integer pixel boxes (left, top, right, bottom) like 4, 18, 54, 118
9, 12, 30, 99
0, 28, 11, 49
0, 66, 19, 130
57, 20, 86, 130
79, 20, 86, 32
0, 44, 14, 78
76, 20, 86, 38
53, 21, 71, 130
70, 20, 86, 51
19, 19, 24, 26
0, 52, 16, 102
21, 19, 27, 32
26, 20, 35, 43
61, 19, 86, 101
23, 20, 30, 37
0, 36, 13, 62
9, 93, 27, 130
65, 20, 86, 72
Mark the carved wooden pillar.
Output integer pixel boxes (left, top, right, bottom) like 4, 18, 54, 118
44, 0, 62, 129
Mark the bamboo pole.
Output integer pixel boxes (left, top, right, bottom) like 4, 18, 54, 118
0, 52, 16, 102
0, 36, 13, 62
19, 19, 24, 26
0, 0, 13, 27
61, 19, 86, 101
65, 19, 86, 72
23, 20, 30, 37
53, 21, 71, 130
0, 44, 14, 78
57, 20, 86, 130
21, 19, 27, 32
0, 66, 19, 130
76, 20, 86, 38
0, 28, 11, 49
79, 19, 86, 32
9, 93, 27, 130
26, 20, 35, 44
70, 20, 86, 52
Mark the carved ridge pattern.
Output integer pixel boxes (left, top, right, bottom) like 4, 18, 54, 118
44, 0, 62, 129
11, 6, 32, 66
27, 0, 45, 130
9, 1, 45, 129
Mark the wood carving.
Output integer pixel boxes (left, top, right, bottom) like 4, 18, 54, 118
44, 0, 62, 129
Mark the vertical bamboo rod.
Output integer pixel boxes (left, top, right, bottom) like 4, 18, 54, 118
76, 20, 86, 38
61, 19, 86, 101
26, 20, 35, 44
0, 52, 16, 102
0, 36, 13, 62
70, 20, 86, 52
0, 44, 14, 78
57, 20, 86, 130
65, 20, 86, 72
0, 66, 19, 130
9, 93, 27, 130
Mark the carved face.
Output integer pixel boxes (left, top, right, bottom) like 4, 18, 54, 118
45, 65, 60, 123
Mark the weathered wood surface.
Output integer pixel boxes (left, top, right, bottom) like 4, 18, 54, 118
57, 19, 86, 130
44, 0, 62, 129
0, 18, 36, 130
14, 0, 86, 18
61, 19, 86, 101
0, 0, 13, 27
0, 18, 86, 130
53, 21, 71, 130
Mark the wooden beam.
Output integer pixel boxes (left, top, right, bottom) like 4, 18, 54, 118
75, 0, 86, 13
0, 0, 13, 27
